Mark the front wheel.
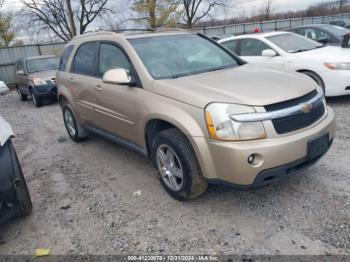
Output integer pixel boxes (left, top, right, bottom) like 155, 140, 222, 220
302, 71, 326, 94
152, 128, 208, 201
8, 140, 33, 217
16, 86, 27, 101
30, 89, 42, 107
62, 105, 89, 142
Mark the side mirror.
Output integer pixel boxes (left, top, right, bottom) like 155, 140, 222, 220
317, 37, 328, 45
102, 68, 132, 86
262, 49, 277, 57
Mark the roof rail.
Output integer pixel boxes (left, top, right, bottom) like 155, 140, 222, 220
113, 28, 155, 33
72, 31, 115, 40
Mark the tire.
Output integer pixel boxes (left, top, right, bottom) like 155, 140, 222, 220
302, 71, 326, 94
152, 128, 208, 201
62, 105, 89, 142
30, 89, 42, 107
16, 86, 27, 101
8, 140, 33, 217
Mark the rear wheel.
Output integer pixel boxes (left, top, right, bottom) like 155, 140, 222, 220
16, 86, 27, 101
152, 128, 208, 201
62, 105, 89, 142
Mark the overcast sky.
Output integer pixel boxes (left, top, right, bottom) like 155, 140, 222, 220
2, 0, 335, 14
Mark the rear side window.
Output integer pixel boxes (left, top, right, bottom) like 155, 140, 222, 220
99, 43, 130, 75
59, 45, 74, 71
240, 39, 270, 56
222, 40, 239, 54
16, 60, 24, 72
73, 42, 99, 76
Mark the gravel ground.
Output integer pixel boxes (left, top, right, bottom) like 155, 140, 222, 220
0, 92, 349, 256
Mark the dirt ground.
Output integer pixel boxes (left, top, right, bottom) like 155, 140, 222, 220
0, 92, 349, 256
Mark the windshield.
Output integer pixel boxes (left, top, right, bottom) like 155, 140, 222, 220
267, 33, 323, 53
129, 34, 241, 79
26, 57, 59, 73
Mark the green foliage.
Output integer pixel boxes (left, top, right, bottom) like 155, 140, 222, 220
132, 0, 180, 28
0, 14, 15, 47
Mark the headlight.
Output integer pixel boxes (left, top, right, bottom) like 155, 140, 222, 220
205, 103, 267, 141
324, 63, 350, 70
33, 78, 47, 86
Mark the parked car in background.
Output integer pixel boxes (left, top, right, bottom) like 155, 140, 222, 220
288, 24, 350, 46
0, 115, 32, 224
15, 55, 59, 107
220, 32, 350, 97
57, 31, 335, 200
0, 81, 9, 96
330, 19, 350, 29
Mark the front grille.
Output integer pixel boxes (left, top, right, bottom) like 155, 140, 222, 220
265, 90, 325, 134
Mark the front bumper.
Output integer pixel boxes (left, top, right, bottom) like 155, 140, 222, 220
321, 70, 350, 97
34, 84, 57, 99
192, 107, 336, 187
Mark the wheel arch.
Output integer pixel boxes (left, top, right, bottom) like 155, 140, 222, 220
296, 69, 325, 89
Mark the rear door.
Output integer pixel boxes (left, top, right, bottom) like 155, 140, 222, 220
67, 42, 100, 124
237, 38, 284, 69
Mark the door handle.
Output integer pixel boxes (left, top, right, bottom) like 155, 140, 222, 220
95, 85, 103, 92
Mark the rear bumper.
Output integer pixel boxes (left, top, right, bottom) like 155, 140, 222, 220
192, 107, 336, 186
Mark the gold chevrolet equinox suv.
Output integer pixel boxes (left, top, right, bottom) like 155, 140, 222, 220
56, 30, 336, 200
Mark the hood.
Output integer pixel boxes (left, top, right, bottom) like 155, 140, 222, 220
29, 70, 57, 81
152, 64, 317, 108
0, 116, 13, 147
292, 46, 350, 61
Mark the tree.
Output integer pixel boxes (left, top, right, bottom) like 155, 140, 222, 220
131, 0, 179, 29
0, 0, 4, 8
181, 0, 229, 28
21, 0, 111, 41
260, 0, 275, 20
0, 14, 15, 47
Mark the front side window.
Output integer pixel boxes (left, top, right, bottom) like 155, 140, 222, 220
26, 57, 59, 74
239, 39, 271, 56
73, 42, 99, 76
99, 43, 130, 75
129, 34, 241, 79
267, 33, 323, 53
59, 45, 74, 72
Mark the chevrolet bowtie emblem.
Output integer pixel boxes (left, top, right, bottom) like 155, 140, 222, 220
301, 103, 313, 114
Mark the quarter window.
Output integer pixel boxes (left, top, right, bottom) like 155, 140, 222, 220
99, 43, 131, 75
59, 45, 74, 71
240, 39, 271, 56
73, 42, 99, 76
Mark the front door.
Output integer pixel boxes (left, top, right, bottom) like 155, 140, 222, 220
93, 42, 143, 144
238, 38, 284, 69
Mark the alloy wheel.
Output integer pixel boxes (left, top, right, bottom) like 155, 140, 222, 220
156, 144, 184, 191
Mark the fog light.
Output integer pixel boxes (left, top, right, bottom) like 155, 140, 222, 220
248, 155, 255, 164
247, 153, 264, 167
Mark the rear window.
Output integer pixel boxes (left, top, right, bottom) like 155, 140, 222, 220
73, 42, 99, 76
59, 45, 74, 72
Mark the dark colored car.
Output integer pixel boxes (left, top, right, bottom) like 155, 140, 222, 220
288, 24, 350, 46
0, 116, 32, 224
330, 19, 350, 29
15, 55, 59, 107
